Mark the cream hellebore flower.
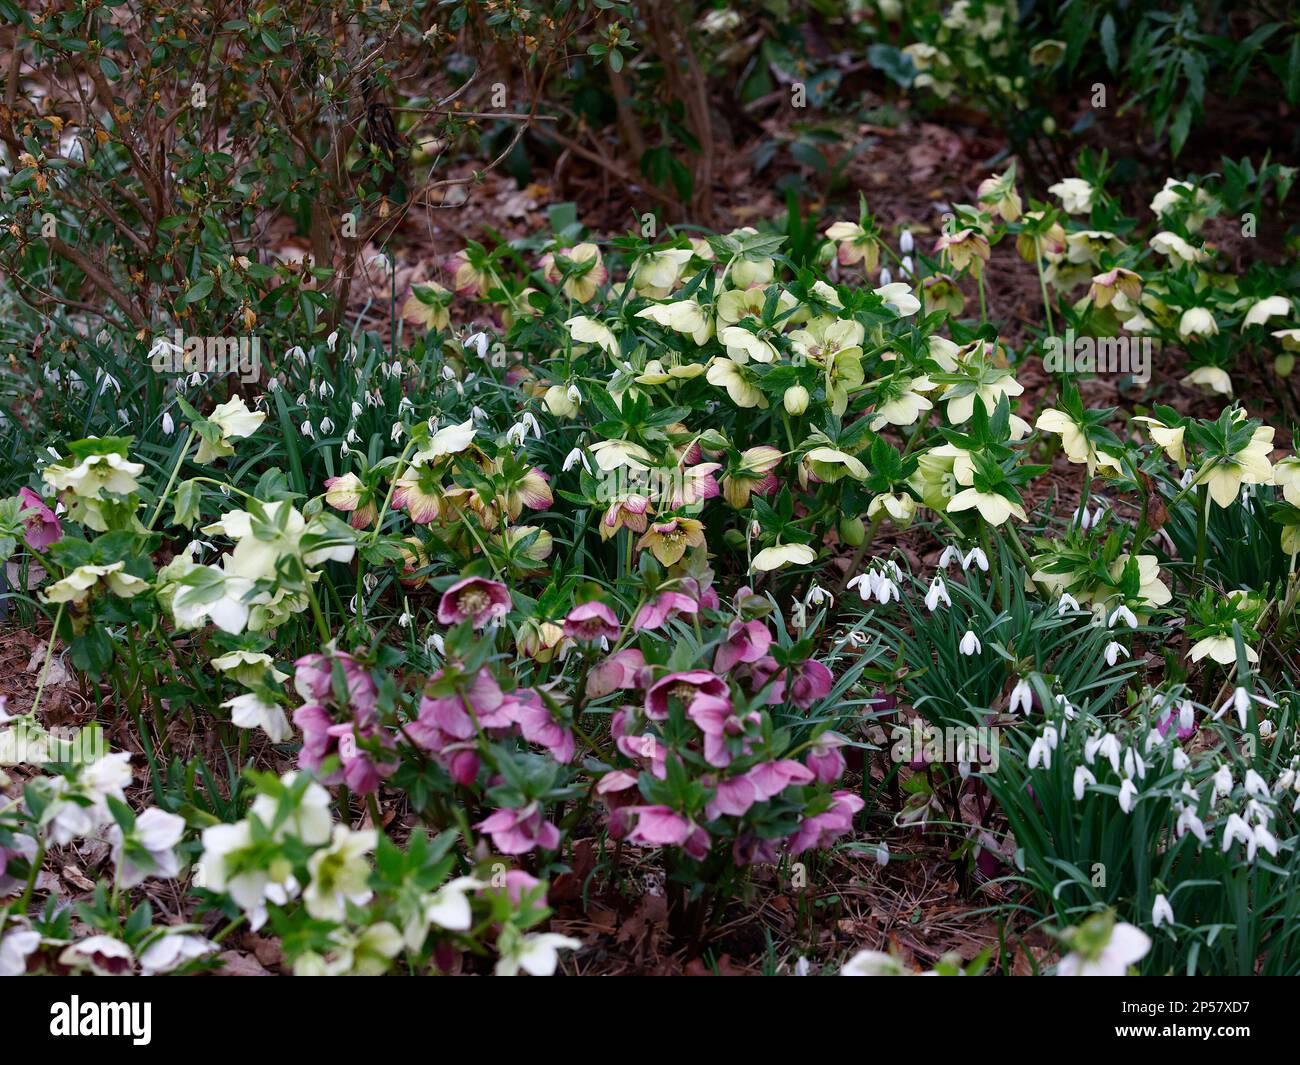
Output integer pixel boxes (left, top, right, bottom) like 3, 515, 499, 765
212, 650, 287, 686
706, 358, 765, 408
870, 376, 934, 429
222, 691, 293, 743
1190, 634, 1258, 666
588, 438, 655, 472
43, 450, 144, 498
636, 299, 712, 345
1181, 365, 1232, 396
824, 221, 879, 271
1243, 295, 1291, 328
401, 280, 452, 330
632, 247, 695, 296
841, 950, 909, 976
751, 542, 816, 573
1177, 307, 1218, 340
803, 446, 868, 484
1132, 416, 1186, 466
1056, 920, 1151, 976
947, 486, 1026, 526
495, 931, 583, 977
1047, 177, 1094, 215
305, 825, 377, 922
564, 315, 619, 355
1150, 177, 1211, 229
874, 282, 920, 317
719, 325, 779, 365
867, 492, 916, 527
942, 369, 1024, 424
1149, 231, 1204, 265
1035, 408, 1121, 475
43, 562, 149, 606
1195, 425, 1274, 508
195, 396, 267, 464
108, 807, 186, 888
544, 242, 607, 302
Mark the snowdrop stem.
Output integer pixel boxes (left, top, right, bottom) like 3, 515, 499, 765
30, 603, 65, 718
1194, 483, 1210, 576
18, 839, 45, 913
146, 427, 196, 531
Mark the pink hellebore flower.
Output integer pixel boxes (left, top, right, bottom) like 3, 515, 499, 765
595, 770, 641, 839
586, 648, 648, 700
18, 487, 61, 549
437, 576, 512, 628
476, 804, 561, 855
667, 463, 722, 508
789, 791, 864, 855
563, 601, 620, 642
611, 708, 667, 778
632, 590, 699, 632
754, 657, 834, 708
745, 759, 815, 800
705, 775, 761, 819
626, 806, 711, 859
645, 670, 729, 720
806, 732, 849, 784
294, 652, 378, 716
411, 670, 511, 744
504, 689, 576, 763
687, 693, 756, 768
713, 619, 773, 673
291, 704, 395, 795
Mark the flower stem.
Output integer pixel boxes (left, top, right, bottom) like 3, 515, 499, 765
30, 603, 64, 717
146, 428, 196, 531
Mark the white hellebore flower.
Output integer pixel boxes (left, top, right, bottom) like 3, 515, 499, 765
1057, 922, 1151, 977
222, 692, 292, 743
495, 932, 582, 977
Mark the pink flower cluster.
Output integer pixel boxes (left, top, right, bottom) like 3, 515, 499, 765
585, 616, 857, 865
293, 651, 398, 795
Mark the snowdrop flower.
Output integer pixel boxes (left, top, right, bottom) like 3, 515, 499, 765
471, 405, 488, 421
506, 422, 528, 446
900, 230, 915, 254
1009, 677, 1033, 715
390, 422, 403, 443
1118, 778, 1138, 813
1073, 766, 1096, 801
464, 331, 490, 358
319, 416, 335, 434
1085, 733, 1122, 775
161, 411, 175, 436
1123, 746, 1146, 781
1028, 733, 1054, 769
296, 392, 309, 408
938, 545, 961, 569
1213, 764, 1234, 799
1104, 641, 1128, 667
879, 266, 892, 286
1175, 804, 1208, 844
1244, 769, 1270, 800
1104, 605, 1135, 629
562, 447, 591, 474
319, 381, 334, 399
962, 548, 988, 572
1172, 748, 1190, 771
1222, 812, 1254, 856
1151, 895, 1174, 929
351, 401, 363, 418
901, 255, 914, 277
924, 575, 951, 612
300, 420, 314, 439
1215, 686, 1278, 729
805, 582, 834, 608
959, 630, 981, 656
326, 330, 339, 351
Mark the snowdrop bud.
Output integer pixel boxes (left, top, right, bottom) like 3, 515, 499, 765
959, 630, 982, 656
878, 266, 893, 286
899, 230, 915, 254
340, 439, 350, 457
1118, 778, 1138, 813
875, 842, 890, 867
1009, 677, 1032, 715
369, 252, 389, 271
390, 422, 403, 443
901, 255, 914, 277
327, 330, 339, 351
1151, 894, 1174, 928
441, 365, 456, 381
267, 377, 280, 392
398, 611, 411, 628
161, 411, 175, 435
1108, 605, 1138, 629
